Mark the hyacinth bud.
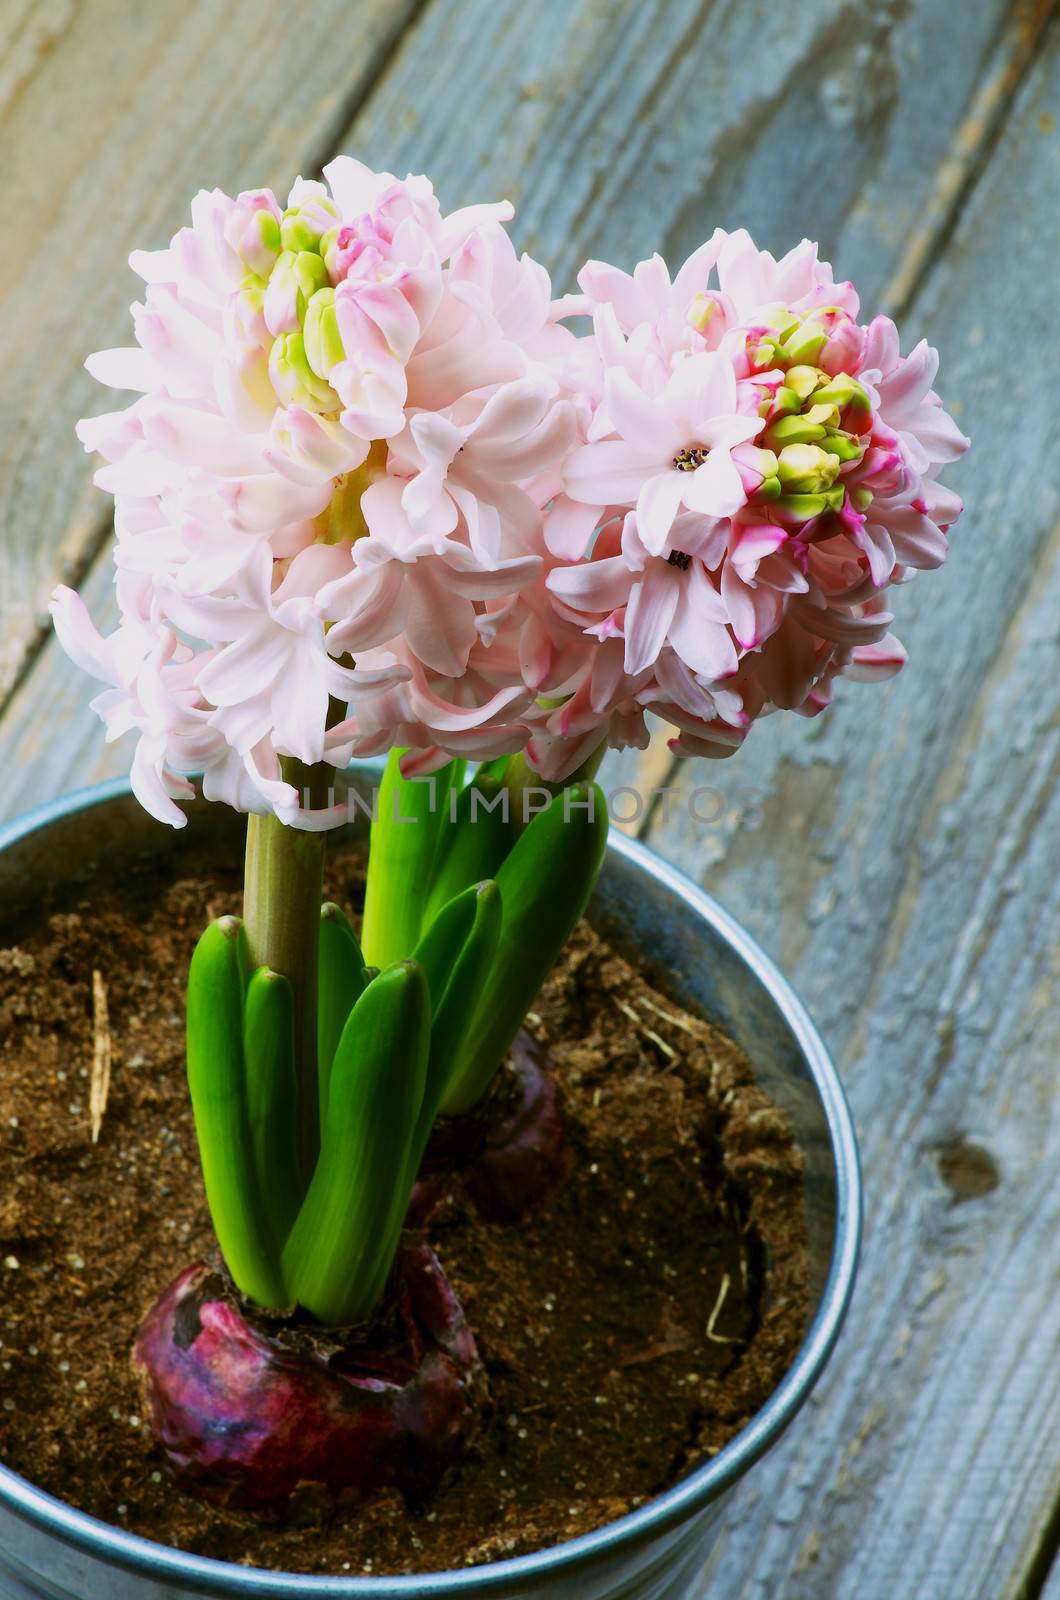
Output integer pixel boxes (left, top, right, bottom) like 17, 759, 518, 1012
230, 274, 270, 349
812, 373, 867, 412
776, 443, 841, 494
780, 317, 828, 367
772, 484, 846, 523
687, 291, 720, 334
303, 286, 346, 379
281, 191, 341, 251
765, 411, 829, 448
264, 249, 330, 337
268, 330, 338, 411
320, 225, 344, 280
818, 314, 865, 376
238, 209, 282, 278
733, 443, 780, 497
280, 212, 322, 255
784, 364, 820, 401
825, 432, 864, 463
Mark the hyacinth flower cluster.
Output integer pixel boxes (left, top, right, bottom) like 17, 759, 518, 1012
55, 158, 967, 1513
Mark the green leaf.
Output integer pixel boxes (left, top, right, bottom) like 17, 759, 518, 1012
442, 782, 608, 1114
243, 967, 303, 1261
282, 960, 430, 1326
186, 918, 287, 1309
424, 775, 512, 926
411, 881, 502, 1164
317, 902, 368, 1136
411, 878, 492, 1010
361, 751, 464, 968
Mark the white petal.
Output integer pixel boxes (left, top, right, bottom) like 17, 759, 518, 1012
636, 471, 686, 555
604, 369, 681, 458
564, 440, 655, 506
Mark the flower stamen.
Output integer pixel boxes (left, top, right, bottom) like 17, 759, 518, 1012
672, 446, 709, 472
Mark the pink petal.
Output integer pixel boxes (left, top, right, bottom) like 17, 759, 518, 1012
847, 632, 908, 681
623, 565, 680, 675
325, 566, 407, 654
564, 440, 655, 506
667, 352, 738, 435
142, 399, 266, 477
544, 496, 600, 560
352, 281, 421, 363
730, 522, 787, 565
669, 579, 738, 678
85, 347, 150, 392
547, 554, 633, 612
471, 401, 576, 478
681, 450, 746, 519
880, 340, 939, 421
474, 379, 549, 444
872, 505, 948, 569
604, 370, 681, 458
402, 565, 479, 677
636, 470, 686, 555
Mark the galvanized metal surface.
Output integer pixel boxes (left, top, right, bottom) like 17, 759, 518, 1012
0, 779, 859, 1598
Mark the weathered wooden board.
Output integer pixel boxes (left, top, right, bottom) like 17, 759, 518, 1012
0, 0, 1039, 823
644, 31, 1060, 1600
0, 0, 422, 702
344, 0, 1046, 303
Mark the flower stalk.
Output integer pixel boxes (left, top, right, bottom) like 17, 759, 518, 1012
242, 804, 326, 1183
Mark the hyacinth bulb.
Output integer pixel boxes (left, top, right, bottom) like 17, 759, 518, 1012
409, 1028, 566, 1225
135, 1241, 482, 1515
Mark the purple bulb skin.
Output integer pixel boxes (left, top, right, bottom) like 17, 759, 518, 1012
409, 1030, 565, 1225
134, 1240, 482, 1517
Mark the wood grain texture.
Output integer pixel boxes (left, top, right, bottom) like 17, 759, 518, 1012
647, 31, 1060, 1600
342, 0, 1039, 299
0, 0, 1035, 820
0, 0, 422, 700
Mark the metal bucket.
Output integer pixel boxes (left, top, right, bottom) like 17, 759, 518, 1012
0, 777, 861, 1599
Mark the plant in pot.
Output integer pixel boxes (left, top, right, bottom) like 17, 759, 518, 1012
1, 157, 965, 1596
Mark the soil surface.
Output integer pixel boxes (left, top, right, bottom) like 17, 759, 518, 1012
0, 846, 807, 1577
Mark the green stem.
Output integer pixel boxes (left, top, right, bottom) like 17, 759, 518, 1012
243, 766, 327, 1184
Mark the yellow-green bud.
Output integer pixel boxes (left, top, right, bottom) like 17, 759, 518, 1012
280, 195, 340, 256
766, 413, 829, 448
823, 432, 864, 463
774, 486, 845, 520
293, 250, 329, 301
811, 374, 869, 412
767, 385, 802, 419
784, 364, 821, 400
281, 213, 322, 254
779, 320, 827, 366
688, 292, 718, 333
240, 211, 281, 277
776, 443, 841, 494
303, 287, 346, 380
269, 330, 337, 411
